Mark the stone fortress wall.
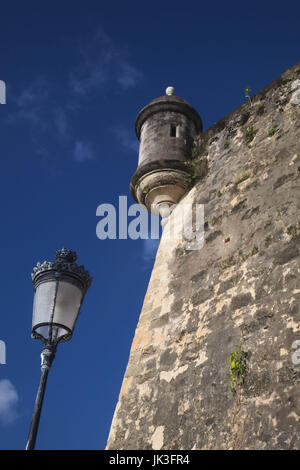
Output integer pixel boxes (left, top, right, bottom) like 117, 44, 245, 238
107, 62, 300, 450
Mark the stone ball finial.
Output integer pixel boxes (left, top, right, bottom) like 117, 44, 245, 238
166, 86, 175, 96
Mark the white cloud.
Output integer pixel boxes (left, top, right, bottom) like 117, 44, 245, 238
15, 77, 50, 108
54, 107, 71, 142
6, 77, 52, 142
4, 27, 141, 164
117, 62, 141, 90
73, 140, 95, 162
115, 127, 139, 153
70, 28, 141, 96
0, 379, 19, 425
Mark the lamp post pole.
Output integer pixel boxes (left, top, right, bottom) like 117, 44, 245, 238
26, 344, 56, 450
25, 248, 92, 450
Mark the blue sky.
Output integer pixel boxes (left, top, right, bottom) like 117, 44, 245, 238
0, 0, 299, 450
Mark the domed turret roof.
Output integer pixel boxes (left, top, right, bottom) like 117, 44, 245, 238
135, 87, 202, 139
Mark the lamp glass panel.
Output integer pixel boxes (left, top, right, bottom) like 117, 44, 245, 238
52, 281, 83, 332
32, 281, 57, 329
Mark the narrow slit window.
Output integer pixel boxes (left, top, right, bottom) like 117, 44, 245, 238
170, 124, 177, 137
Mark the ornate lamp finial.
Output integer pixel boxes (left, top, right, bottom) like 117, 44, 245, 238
55, 248, 77, 263
32, 248, 92, 292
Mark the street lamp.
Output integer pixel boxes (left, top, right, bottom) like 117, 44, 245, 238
25, 248, 92, 450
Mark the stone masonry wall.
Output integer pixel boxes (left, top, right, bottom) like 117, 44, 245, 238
107, 62, 300, 450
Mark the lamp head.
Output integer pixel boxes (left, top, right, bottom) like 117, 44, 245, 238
31, 248, 92, 344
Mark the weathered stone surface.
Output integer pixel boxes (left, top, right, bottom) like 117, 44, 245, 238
107, 62, 300, 450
